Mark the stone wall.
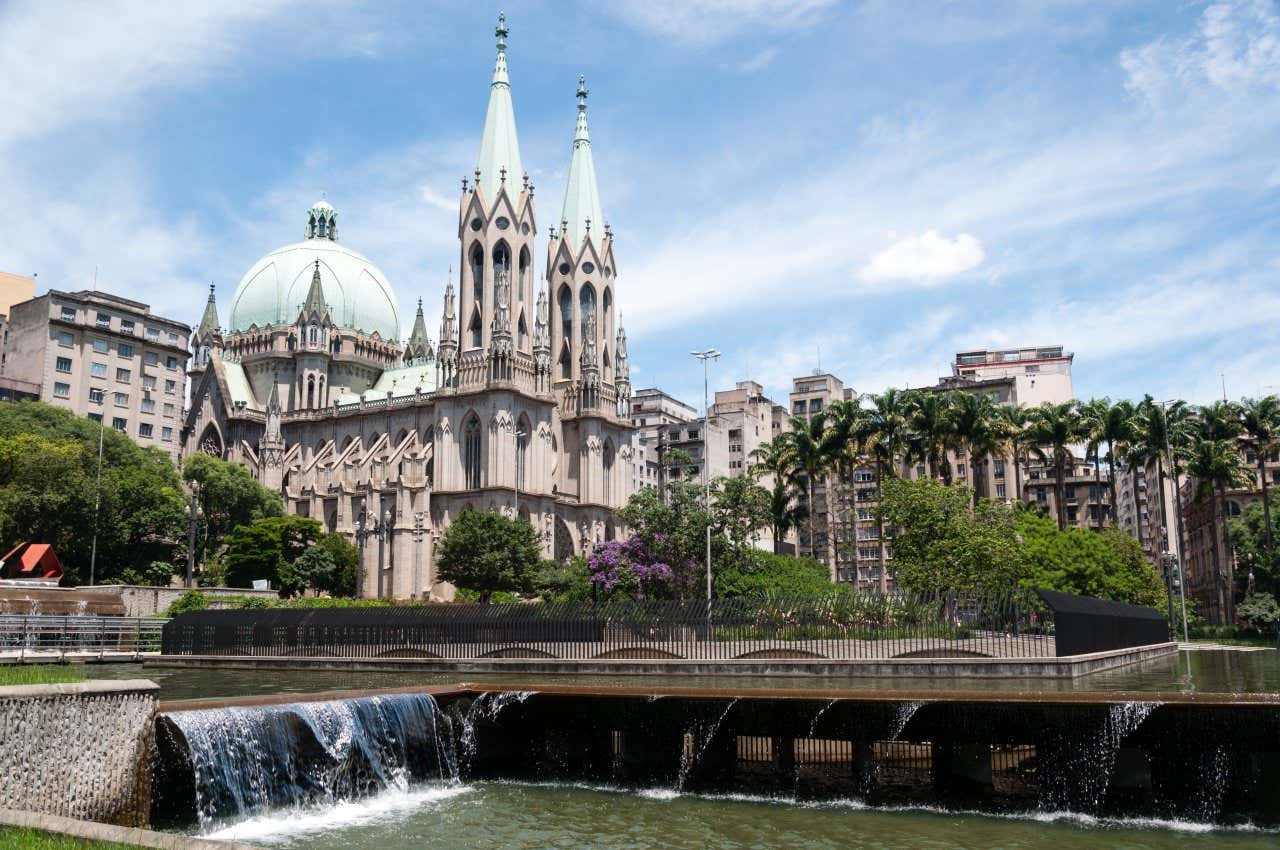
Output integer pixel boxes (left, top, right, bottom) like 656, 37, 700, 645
93, 585, 278, 617
0, 680, 157, 827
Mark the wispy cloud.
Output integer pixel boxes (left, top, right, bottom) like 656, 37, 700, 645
857, 230, 985, 289
607, 0, 835, 45
737, 47, 778, 73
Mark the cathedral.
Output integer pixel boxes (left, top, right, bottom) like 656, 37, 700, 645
182, 15, 635, 600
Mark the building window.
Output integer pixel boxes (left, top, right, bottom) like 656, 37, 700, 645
88, 388, 104, 404
120, 320, 135, 335
165, 380, 177, 394
60, 306, 76, 322
603, 440, 614, 504
142, 375, 156, 390
139, 423, 153, 438
163, 403, 175, 417
916, 465, 926, 478
90, 362, 107, 378
55, 357, 72, 373
116, 367, 131, 382
162, 426, 173, 442
810, 399, 822, 412
957, 463, 966, 478
144, 351, 159, 366
793, 401, 804, 414
57, 331, 74, 348
141, 398, 155, 414
994, 459, 1005, 478
168, 332, 179, 345
92, 339, 109, 354
118, 343, 133, 358
688, 429, 700, 440
996, 483, 1006, 499
88, 413, 103, 423
463, 416, 482, 489
166, 356, 178, 369
114, 392, 128, 406
52, 382, 70, 398
96, 312, 111, 328
111, 417, 127, 431
145, 327, 159, 342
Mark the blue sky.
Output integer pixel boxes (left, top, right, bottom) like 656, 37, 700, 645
4, 1, 1280, 411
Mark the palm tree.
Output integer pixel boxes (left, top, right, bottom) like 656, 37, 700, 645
1079, 398, 1111, 530
1025, 401, 1083, 531
997, 405, 1031, 502
862, 389, 912, 589
1131, 396, 1185, 552
750, 437, 805, 555
778, 412, 836, 573
1097, 399, 1137, 531
905, 391, 956, 483
1185, 433, 1251, 624
1238, 395, 1280, 569
822, 397, 867, 572
952, 391, 1002, 504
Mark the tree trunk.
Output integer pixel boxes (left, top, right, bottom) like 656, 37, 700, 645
1209, 491, 1225, 625
1106, 439, 1121, 535
1156, 456, 1169, 553
1013, 451, 1023, 503
1055, 454, 1067, 531
1219, 483, 1237, 625
876, 466, 888, 593
807, 476, 817, 562
1093, 449, 1103, 531
1259, 453, 1274, 569
1132, 466, 1145, 552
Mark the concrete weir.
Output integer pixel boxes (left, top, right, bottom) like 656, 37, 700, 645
150, 641, 1178, 679
153, 679, 1280, 828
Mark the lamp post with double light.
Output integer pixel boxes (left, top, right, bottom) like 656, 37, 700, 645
691, 348, 720, 601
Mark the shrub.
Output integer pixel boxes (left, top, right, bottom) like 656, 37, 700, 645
165, 590, 208, 617
714, 550, 850, 599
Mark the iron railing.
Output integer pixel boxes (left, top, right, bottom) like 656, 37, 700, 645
0, 614, 168, 660
161, 590, 1078, 661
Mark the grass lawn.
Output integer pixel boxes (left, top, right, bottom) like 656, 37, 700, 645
0, 665, 85, 687
1191, 636, 1279, 648
0, 827, 141, 850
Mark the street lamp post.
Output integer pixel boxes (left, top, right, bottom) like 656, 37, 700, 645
691, 348, 720, 601
184, 481, 202, 589
353, 498, 393, 599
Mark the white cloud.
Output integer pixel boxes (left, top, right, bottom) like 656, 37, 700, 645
607, 0, 835, 45
420, 184, 460, 213
857, 230, 985, 287
737, 47, 778, 73
1121, 0, 1280, 107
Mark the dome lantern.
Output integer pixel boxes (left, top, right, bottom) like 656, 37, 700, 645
306, 198, 338, 242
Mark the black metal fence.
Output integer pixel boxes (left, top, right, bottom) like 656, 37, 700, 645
154, 588, 1167, 661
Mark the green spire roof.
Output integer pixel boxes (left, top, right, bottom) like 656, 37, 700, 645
560, 75, 605, 253
300, 260, 328, 318
198, 284, 220, 335
475, 12, 524, 211
408, 298, 430, 349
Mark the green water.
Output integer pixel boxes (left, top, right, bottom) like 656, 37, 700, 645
201, 782, 1277, 849
93, 647, 1280, 702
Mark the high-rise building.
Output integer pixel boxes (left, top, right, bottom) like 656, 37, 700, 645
182, 16, 634, 599
628, 387, 697, 495
0, 272, 35, 320
951, 346, 1074, 405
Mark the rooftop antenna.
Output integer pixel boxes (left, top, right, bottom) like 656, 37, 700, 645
1222, 373, 1228, 402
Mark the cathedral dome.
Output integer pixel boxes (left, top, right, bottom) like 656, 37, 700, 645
227, 200, 402, 341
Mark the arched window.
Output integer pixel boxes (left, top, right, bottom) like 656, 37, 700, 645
579, 284, 596, 329
470, 243, 484, 310
517, 248, 530, 302
603, 288, 612, 324
602, 346, 611, 380
306, 377, 315, 409
469, 310, 482, 349
603, 440, 615, 504
288, 334, 296, 351
492, 242, 510, 304
558, 285, 573, 360
309, 323, 318, 344
463, 416, 482, 489
308, 216, 316, 238
516, 415, 531, 492
517, 313, 528, 349
559, 344, 572, 379
317, 217, 327, 238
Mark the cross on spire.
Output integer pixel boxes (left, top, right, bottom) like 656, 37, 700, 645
495, 11, 508, 53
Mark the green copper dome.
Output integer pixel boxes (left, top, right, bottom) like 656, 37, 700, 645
228, 200, 402, 341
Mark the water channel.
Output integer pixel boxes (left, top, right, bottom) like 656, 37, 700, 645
118, 649, 1280, 847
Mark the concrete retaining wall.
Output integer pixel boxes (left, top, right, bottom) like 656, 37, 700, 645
0, 679, 157, 827
0, 807, 258, 850
93, 585, 278, 617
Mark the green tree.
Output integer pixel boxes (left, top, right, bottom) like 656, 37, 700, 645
778, 411, 837, 563
283, 545, 337, 597
1185, 433, 1251, 623
952, 391, 1002, 503
222, 515, 322, 593
313, 532, 359, 597
1016, 511, 1165, 607
436, 510, 540, 603
617, 482, 721, 598
1238, 396, 1280, 569
1025, 401, 1083, 531
749, 437, 805, 554
876, 477, 1028, 593
183, 452, 283, 561
0, 401, 184, 583
714, 551, 848, 598
710, 474, 771, 552
1228, 492, 1280, 597
904, 391, 957, 483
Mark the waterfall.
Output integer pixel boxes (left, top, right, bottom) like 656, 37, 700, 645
1040, 701, 1158, 813
457, 691, 535, 774
161, 692, 457, 826
887, 701, 925, 741
676, 698, 739, 790
806, 699, 839, 739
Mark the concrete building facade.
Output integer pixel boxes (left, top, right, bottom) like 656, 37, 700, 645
0, 289, 190, 460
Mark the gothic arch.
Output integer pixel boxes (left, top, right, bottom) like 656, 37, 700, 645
462, 412, 483, 490
516, 413, 532, 493
603, 438, 616, 505
197, 423, 224, 458
579, 283, 596, 328
517, 246, 530, 301
469, 242, 485, 308
605, 517, 616, 542
554, 516, 575, 562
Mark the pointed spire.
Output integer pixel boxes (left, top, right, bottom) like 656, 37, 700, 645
300, 260, 329, 318
198, 283, 220, 336
404, 298, 433, 364
560, 75, 605, 253
439, 271, 458, 346
475, 12, 524, 211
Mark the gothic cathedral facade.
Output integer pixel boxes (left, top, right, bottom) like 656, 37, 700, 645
181, 16, 635, 599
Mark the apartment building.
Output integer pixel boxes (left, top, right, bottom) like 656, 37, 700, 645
0, 289, 191, 460
952, 345, 1074, 406
787, 373, 857, 583
628, 387, 698, 495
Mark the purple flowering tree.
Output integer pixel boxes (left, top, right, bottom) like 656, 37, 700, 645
586, 534, 674, 600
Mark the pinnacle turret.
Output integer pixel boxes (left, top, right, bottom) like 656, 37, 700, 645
474, 12, 524, 211
403, 298, 434, 365
198, 284, 220, 336
300, 260, 329, 320
560, 75, 605, 252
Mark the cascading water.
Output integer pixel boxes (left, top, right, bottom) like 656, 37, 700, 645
888, 701, 926, 741
1039, 701, 1158, 813
457, 691, 535, 774
159, 693, 457, 827
676, 698, 739, 790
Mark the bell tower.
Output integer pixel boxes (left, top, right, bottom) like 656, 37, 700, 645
457, 12, 537, 380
